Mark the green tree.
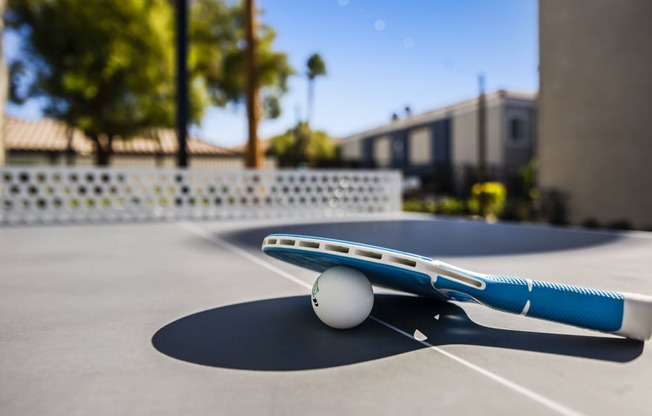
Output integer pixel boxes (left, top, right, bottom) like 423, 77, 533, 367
192, 0, 293, 168
7, 0, 292, 167
300, 53, 326, 166
268, 122, 337, 168
306, 53, 326, 125
195, 0, 294, 114
6, 0, 209, 166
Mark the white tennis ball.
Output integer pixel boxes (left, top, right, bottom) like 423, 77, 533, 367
311, 266, 374, 329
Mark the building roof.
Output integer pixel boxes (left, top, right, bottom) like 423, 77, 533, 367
230, 139, 271, 154
4, 117, 94, 153
339, 90, 537, 142
4, 116, 240, 157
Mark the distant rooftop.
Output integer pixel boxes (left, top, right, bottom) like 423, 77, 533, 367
340, 90, 537, 142
4, 116, 240, 157
230, 140, 271, 154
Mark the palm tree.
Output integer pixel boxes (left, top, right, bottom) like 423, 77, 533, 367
306, 53, 326, 126
244, 0, 262, 168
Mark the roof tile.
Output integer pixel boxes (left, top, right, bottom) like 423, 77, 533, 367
4, 117, 238, 157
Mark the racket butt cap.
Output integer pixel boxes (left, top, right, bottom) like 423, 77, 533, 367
615, 293, 652, 341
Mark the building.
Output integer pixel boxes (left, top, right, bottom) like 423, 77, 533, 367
538, 0, 652, 229
339, 90, 536, 194
3, 116, 276, 169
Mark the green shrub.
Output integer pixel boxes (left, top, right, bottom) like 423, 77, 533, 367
435, 198, 467, 215
403, 199, 427, 213
402, 198, 467, 216
500, 199, 530, 222
581, 218, 601, 229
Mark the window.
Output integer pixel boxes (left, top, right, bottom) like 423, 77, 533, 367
373, 136, 391, 167
510, 118, 526, 142
408, 127, 432, 165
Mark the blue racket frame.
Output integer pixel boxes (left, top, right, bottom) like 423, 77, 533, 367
261, 233, 651, 340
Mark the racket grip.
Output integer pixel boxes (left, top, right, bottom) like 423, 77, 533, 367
433, 272, 652, 340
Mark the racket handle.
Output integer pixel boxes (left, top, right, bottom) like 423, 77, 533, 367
432, 269, 652, 341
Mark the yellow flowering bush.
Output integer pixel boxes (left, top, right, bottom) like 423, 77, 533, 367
468, 182, 506, 217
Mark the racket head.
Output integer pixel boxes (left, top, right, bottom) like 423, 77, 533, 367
262, 234, 447, 300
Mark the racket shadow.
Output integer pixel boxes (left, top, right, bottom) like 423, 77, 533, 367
371, 295, 643, 363
221, 219, 622, 257
152, 295, 642, 371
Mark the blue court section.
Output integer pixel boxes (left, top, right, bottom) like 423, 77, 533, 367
1, 214, 651, 415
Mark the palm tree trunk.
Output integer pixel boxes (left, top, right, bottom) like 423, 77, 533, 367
307, 78, 314, 126
244, 0, 262, 168
305, 79, 316, 166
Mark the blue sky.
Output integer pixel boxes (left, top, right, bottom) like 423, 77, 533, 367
4, 0, 538, 148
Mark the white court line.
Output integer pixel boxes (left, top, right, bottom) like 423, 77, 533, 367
181, 222, 312, 290
369, 317, 583, 416
180, 222, 584, 416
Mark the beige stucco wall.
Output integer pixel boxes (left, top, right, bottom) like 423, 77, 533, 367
504, 104, 535, 173
0, 0, 5, 166
408, 127, 432, 166
373, 135, 391, 167
0, 66, 6, 165
451, 101, 504, 167
340, 137, 362, 161
538, 0, 652, 228
111, 155, 159, 168
5, 153, 55, 166
0, 67, 5, 166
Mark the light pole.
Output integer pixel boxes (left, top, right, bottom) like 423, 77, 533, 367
175, 0, 188, 168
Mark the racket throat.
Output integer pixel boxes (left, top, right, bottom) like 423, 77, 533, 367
429, 261, 486, 293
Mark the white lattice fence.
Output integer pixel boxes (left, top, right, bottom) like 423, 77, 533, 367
0, 167, 402, 225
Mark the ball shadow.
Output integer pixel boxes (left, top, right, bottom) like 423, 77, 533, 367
221, 219, 621, 257
152, 295, 642, 371
152, 295, 421, 371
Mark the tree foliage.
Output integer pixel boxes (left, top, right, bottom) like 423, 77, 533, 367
307, 53, 326, 81
6, 0, 198, 165
267, 122, 337, 167
6, 0, 292, 165
192, 0, 292, 120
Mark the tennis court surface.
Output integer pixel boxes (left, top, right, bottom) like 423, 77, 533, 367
2, 214, 652, 415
